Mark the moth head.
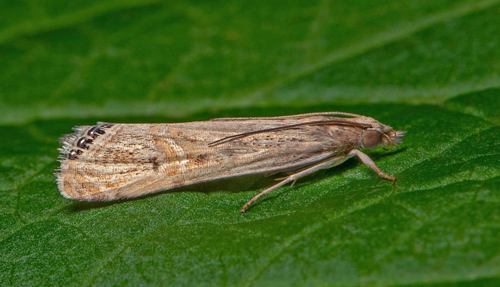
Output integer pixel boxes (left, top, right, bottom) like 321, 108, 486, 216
360, 125, 406, 151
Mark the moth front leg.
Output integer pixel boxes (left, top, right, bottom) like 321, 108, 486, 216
348, 149, 396, 181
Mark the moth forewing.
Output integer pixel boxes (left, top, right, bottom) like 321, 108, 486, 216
56, 113, 405, 212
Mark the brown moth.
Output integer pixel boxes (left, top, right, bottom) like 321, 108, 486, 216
56, 112, 405, 213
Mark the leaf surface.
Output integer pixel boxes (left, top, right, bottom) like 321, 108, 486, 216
1, 1, 500, 286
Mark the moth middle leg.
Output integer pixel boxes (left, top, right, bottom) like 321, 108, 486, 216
241, 149, 398, 213
241, 155, 346, 213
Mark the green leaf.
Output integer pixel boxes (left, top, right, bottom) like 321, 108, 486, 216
1, 0, 500, 286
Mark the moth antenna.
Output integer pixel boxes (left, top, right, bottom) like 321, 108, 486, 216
382, 133, 393, 151
209, 119, 372, 147
211, 111, 364, 121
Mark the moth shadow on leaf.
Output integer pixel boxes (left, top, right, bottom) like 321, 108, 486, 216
365, 146, 407, 160
65, 173, 278, 212
65, 171, 339, 212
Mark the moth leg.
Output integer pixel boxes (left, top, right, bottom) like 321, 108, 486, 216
348, 149, 396, 181
241, 156, 343, 213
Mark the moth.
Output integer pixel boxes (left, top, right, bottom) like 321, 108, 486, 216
56, 112, 405, 213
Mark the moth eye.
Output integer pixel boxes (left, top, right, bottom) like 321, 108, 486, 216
362, 130, 381, 149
